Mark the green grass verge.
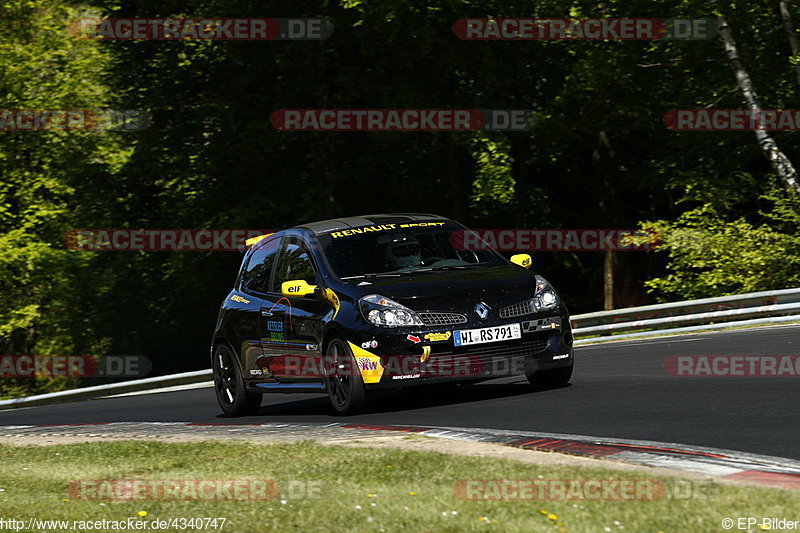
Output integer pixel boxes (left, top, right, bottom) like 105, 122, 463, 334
0, 440, 798, 532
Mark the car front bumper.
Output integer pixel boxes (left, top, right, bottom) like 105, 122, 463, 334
354, 312, 574, 388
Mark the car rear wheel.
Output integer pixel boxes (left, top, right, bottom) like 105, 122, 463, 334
526, 362, 573, 389
325, 338, 368, 416
212, 343, 262, 417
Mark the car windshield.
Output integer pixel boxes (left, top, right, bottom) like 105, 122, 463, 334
317, 221, 507, 279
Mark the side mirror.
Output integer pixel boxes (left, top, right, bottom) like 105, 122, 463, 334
281, 280, 317, 297
510, 254, 532, 268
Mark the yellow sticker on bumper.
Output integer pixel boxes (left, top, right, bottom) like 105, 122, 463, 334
348, 341, 384, 384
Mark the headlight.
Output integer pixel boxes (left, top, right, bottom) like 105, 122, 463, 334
534, 275, 559, 311
359, 294, 423, 327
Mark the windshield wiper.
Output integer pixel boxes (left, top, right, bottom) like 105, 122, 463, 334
421, 264, 487, 271
342, 264, 484, 279
342, 272, 403, 279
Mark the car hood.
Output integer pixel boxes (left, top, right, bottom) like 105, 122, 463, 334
338, 265, 538, 313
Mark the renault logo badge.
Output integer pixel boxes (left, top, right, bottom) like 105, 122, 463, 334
474, 302, 490, 319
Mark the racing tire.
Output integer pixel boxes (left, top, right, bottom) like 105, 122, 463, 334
324, 337, 368, 416
526, 362, 573, 389
212, 343, 262, 417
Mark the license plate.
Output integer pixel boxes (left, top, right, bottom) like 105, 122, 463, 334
453, 323, 521, 347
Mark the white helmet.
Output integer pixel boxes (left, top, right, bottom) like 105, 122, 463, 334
383, 234, 421, 270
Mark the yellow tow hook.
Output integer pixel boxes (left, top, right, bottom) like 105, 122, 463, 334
420, 345, 431, 363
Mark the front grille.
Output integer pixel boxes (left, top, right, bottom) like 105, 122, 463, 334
499, 299, 536, 318
419, 312, 468, 326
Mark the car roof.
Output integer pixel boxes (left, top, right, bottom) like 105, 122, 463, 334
295, 213, 450, 235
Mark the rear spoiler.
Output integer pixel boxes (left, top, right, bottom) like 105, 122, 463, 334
245, 233, 273, 248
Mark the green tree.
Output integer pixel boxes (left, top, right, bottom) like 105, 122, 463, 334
0, 0, 121, 396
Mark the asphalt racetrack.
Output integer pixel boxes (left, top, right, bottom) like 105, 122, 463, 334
2, 325, 798, 459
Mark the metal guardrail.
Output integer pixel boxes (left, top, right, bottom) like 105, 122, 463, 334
572, 314, 800, 345
0, 369, 212, 410
3, 288, 800, 410
572, 287, 800, 339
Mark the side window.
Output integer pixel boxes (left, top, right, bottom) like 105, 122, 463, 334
240, 237, 281, 294
273, 241, 317, 289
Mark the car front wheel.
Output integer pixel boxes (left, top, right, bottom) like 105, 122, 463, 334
324, 338, 368, 416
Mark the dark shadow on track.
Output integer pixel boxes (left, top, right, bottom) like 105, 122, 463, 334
239, 379, 572, 418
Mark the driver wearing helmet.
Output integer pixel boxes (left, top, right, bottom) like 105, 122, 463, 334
382, 234, 422, 270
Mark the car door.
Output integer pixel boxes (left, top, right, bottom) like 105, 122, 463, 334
267, 238, 327, 381
236, 236, 282, 379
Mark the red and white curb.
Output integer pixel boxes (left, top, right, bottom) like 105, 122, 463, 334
360, 424, 800, 491
2, 422, 799, 491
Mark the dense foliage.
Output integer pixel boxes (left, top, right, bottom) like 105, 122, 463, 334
2, 0, 799, 396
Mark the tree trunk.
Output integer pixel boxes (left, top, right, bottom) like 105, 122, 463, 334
603, 250, 614, 310
593, 130, 616, 310
712, 1, 800, 194
779, 1, 800, 89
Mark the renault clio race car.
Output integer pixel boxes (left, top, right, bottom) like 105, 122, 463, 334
210, 214, 574, 416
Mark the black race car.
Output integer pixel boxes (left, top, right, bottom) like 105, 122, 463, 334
211, 214, 573, 416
